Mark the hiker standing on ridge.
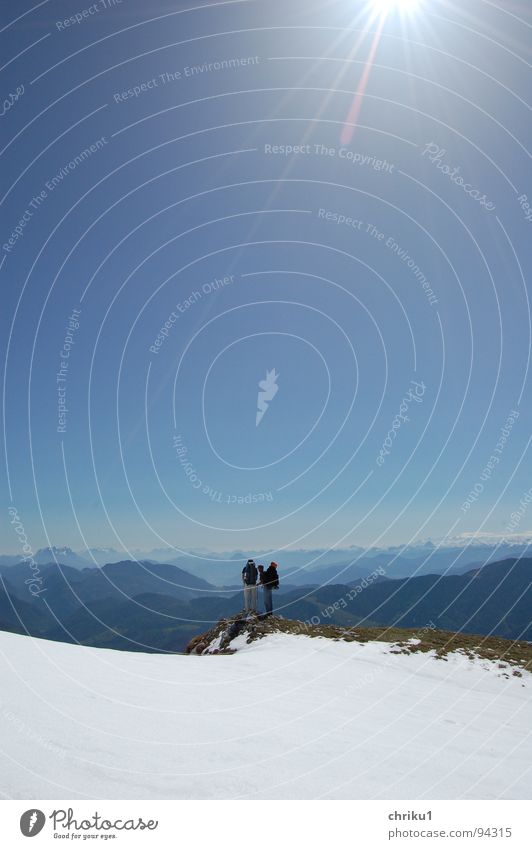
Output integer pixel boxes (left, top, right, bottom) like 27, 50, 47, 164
242, 558, 258, 614
260, 561, 279, 617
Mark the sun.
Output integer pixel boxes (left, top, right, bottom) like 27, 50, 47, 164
372, 0, 421, 13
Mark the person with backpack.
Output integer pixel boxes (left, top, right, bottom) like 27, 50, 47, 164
260, 561, 279, 616
242, 558, 258, 614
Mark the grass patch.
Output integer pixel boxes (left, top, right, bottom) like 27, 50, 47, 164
186, 613, 532, 673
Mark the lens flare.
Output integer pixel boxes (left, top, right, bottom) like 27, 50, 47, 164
372, 0, 420, 13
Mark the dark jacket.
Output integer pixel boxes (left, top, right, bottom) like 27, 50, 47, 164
261, 566, 279, 589
242, 561, 258, 585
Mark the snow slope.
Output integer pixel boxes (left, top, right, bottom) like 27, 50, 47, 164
0, 630, 530, 799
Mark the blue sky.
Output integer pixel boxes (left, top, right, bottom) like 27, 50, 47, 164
1, 0, 531, 555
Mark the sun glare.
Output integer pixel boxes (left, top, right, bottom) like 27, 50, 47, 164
372, 0, 420, 14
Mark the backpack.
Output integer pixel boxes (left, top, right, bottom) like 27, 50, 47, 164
243, 561, 258, 585
263, 566, 279, 589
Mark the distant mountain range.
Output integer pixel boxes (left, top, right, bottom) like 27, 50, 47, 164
2, 536, 531, 582
0, 546, 94, 569
0, 556, 530, 653
3, 536, 531, 579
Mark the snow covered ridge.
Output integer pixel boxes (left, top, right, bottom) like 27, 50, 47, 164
186, 615, 532, 680
1, 627, 531, 799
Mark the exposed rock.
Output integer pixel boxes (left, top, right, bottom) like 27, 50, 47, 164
185, 614, 532, 674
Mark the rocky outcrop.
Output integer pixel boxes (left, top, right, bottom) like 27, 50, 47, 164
185, 614, 532, 675
184, 612, 329, 654
185, 612, 283, 654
